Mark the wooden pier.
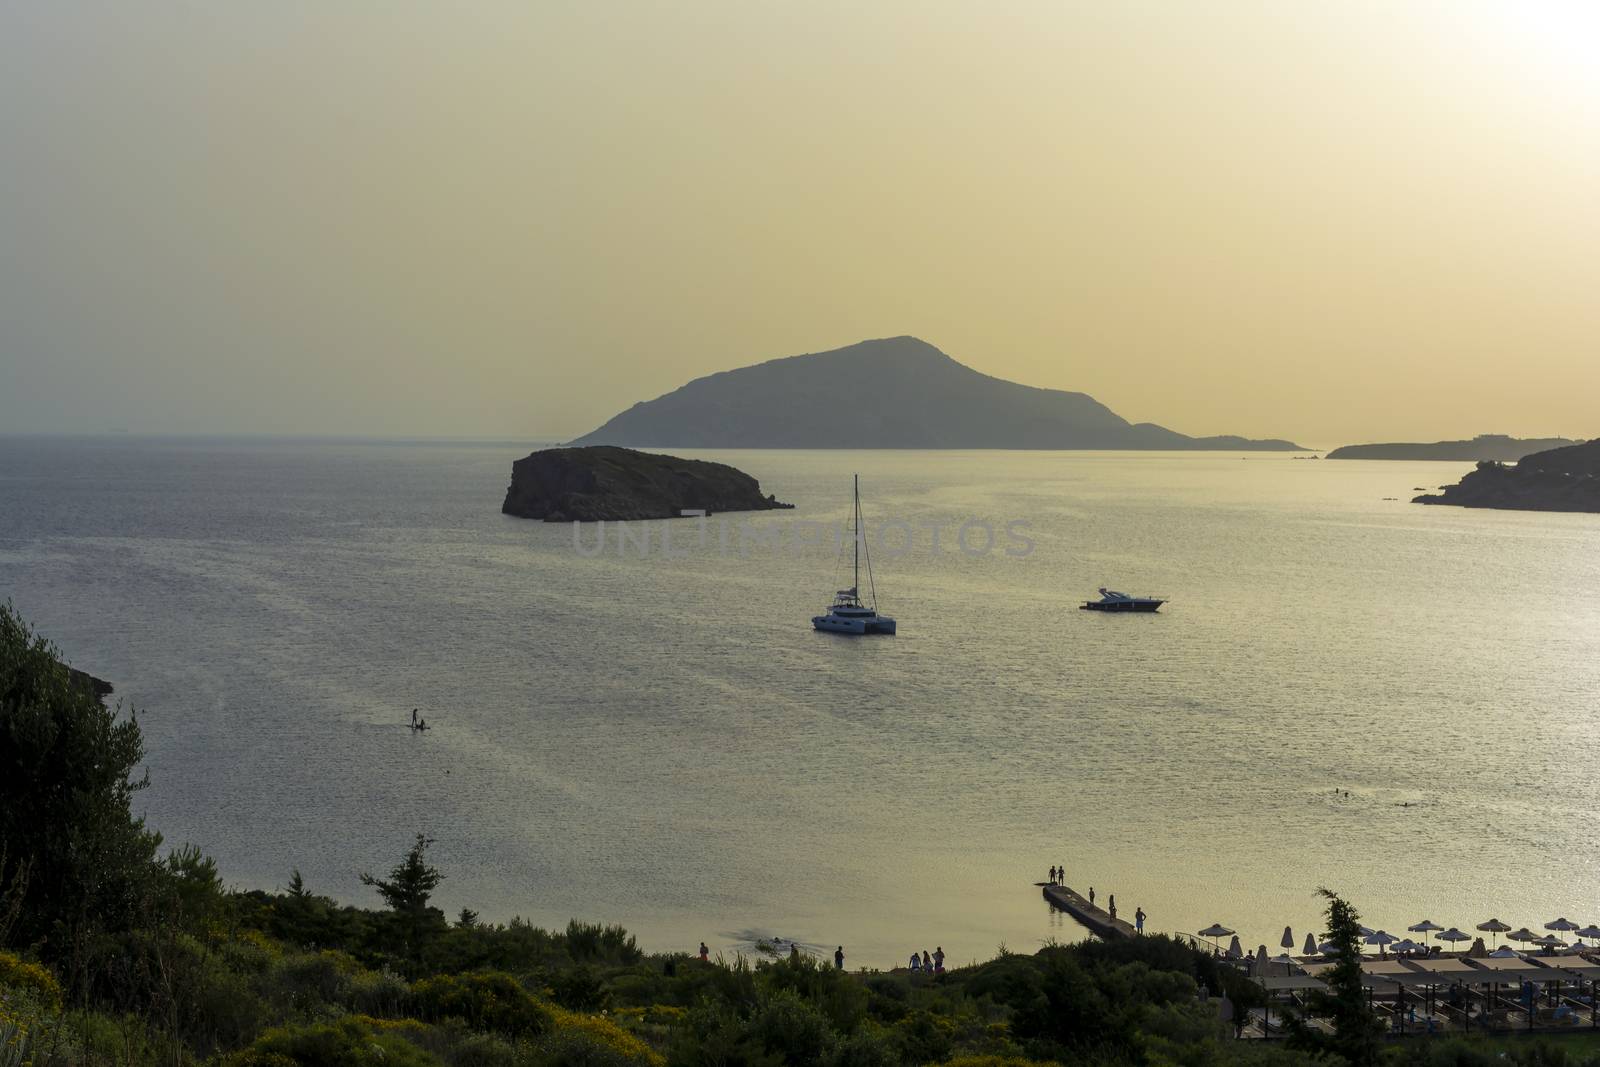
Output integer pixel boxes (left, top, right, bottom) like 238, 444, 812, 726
1042, 884, 1138, 940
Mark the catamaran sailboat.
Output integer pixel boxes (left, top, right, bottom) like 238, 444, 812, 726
811, 475, 896, 635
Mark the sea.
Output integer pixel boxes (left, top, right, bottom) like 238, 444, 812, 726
2, 435, 1598, 967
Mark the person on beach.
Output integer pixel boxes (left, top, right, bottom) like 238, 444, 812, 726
934, 946, 944, 973
1056, 861, 1063, 883
910, 952, 921, 971
1135, 907, 1145, 934
922, 950, 932, 971
835, 946, 844, 970
699, 942, 709, 962
1049, 865, 1056, 885
1108, 896, 1117, 920
411, 708, 418, 726
1088, 887, 1095, 906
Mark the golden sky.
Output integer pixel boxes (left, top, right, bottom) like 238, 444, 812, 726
2, 2, 1596, 444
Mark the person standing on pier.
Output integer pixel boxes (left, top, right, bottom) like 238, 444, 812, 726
1089, 887, 1095, 906
1049, 865, 1056, 885
1135, 907, 1146, 934
835, 946, 845, 971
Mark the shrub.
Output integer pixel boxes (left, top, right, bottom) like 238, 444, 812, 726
229, 1017, 443, 1066
408, 972, 552, 1037
550, 966, 608, 1011
348, 967, 409, 1017
746, 991, 837, 1067
0, 951, 62, 1010
526, 1004, 664, 1066
563, 922, 642, 965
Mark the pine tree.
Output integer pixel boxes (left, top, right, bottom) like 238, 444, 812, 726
1287, 888, 1384, 1066
360, 833, 445, 960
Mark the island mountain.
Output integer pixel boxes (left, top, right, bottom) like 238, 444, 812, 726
1327, 434, 1577, 461
1415, 438, 1600, 512
502, 446, 792, 522
571, 337, 1302, 451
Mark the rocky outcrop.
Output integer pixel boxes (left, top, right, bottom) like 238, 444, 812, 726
68, 667, 113, 703
1414, 438, 1600, 512
501, 446, 793, 522
571, 336, 1304, 451
1327, 434, 1579, 461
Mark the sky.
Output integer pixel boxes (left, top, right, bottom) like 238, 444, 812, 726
1, 2, 1597, 446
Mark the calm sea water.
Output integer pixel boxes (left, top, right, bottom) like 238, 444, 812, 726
3, 435, 1599, 966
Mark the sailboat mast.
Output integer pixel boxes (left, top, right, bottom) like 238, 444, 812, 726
853, 473, 859, 594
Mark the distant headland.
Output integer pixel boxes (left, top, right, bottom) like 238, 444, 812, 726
501, 445, 792, 522
571, 336, 1304, 451
1327, 434, 1579, 462
1415, 438, 1600, 512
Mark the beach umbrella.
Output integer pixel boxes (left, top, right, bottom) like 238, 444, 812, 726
1271, 953, 1297, 965
1228, 935, 1243, 959
1363, 930, 1397, 957
1389, 939, 1425, 955
1489, 946, 1523, 959
1477, 918, 1511, 948
1318, 940, 1341, 955
1546, 918, 1581, 933
1408, 920, 1443, 945
1304, 933, 1318, 954
1198, 923, 1234, 952
1282, 926, 1296, 954
1507, 927, 1538, 944
1578, 925, 1600, 939
1533, 935, 1566, 949
1437, 928, 1472, 951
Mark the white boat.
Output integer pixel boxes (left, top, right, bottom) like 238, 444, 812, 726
812, 476, 896, 635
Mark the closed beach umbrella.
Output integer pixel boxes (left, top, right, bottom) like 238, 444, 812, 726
1477, 919, 1511, 948
1257, 945, 1269, 962
1228, 935, 1243, 959
1282, 926, 1296, 953
1409, 920, 1444, 945
1304, 933, 1318, 954
1438, 928, 1472, 951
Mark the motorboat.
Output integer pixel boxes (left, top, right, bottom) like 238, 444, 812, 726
1080, 588, 1164, 612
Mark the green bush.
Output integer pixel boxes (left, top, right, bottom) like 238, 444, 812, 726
348, 967, 409, 1017
0, 951, 62, 1010
228, 1017, 442, 1067
408, 972, 552, 1037
550, 966, 608, 1011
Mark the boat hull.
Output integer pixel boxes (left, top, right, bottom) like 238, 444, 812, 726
1080, 600, 1162, 612
812, 614, 897, 635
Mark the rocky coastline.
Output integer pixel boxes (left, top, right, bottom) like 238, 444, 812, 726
501, 445, 793, 522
